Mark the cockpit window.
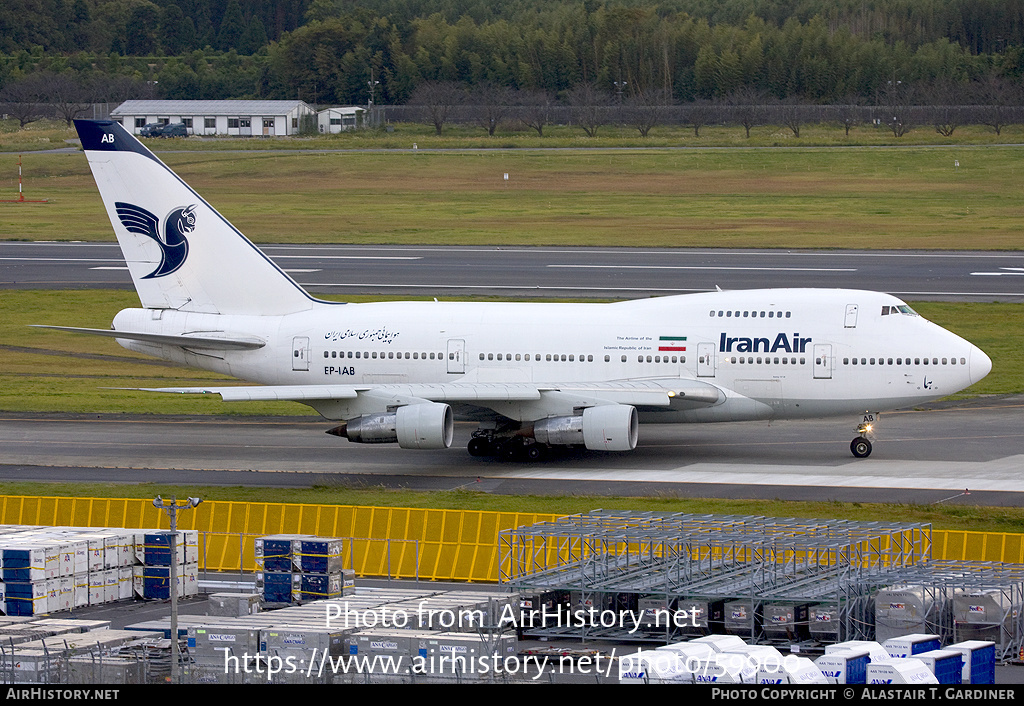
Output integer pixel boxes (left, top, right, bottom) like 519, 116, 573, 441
881, 304, 919, 316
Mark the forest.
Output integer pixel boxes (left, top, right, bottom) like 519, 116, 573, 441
1, 0, 1024, 108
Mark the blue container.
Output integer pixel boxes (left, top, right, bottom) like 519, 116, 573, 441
2, 551, 30, 582
1, 548, 42, 582
948, 641, 996, 685
143, 532, 175, 566
4, 582, 42, 615
297, 539, 343, 573
911, 638, 941, 655
300, 572, 342, 601
915, 650, 963, 684
143, 566, 173, 599
261, 572, 293, 603
261, 538, 295, 572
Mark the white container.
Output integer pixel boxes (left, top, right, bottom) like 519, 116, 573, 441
882, 633, 942, 658
692, 654, 758, 684
867, 658, 939, 684
619, 649, 693, 684
945, 640, 997, 684
814, 648, 872, 684
758, 656, 828, 684
913, 649, 964, 684
690, 634, 747, 652
826, 640, 892, 663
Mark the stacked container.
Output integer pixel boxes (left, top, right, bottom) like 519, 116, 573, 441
255, 534, 351, 604
133, 530, 200, 600
0, 526, 200, 614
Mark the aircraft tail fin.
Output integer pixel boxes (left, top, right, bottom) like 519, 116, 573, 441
74, 119, 316, 316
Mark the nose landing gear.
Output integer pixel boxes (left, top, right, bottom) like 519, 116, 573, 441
851, 413, 877, 458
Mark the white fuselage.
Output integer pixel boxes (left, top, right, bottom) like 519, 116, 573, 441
112, 287, 990, 423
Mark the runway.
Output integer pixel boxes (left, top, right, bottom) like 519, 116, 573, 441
3, 395, 1023, 505
3, 241, 1022, 504
3, 242, 1024, 300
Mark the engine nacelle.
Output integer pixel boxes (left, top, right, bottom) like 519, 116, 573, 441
395, 402, 454, 449
533, 405, 638, 451
333, 402, 453, 449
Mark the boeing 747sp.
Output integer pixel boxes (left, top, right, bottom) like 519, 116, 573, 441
39, 120, 992, 461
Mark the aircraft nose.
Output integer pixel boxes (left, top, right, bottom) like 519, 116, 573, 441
969, 345, 992, 385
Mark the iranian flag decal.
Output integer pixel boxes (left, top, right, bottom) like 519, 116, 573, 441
659, 336, 687, 352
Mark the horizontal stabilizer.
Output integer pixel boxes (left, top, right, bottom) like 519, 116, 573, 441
31, 325, 265, 351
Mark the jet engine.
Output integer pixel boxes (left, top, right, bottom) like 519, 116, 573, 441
532, 405, 638, 451
328, 402, 454, 449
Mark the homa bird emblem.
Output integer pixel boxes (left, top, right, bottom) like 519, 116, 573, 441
114, 202, 196, 278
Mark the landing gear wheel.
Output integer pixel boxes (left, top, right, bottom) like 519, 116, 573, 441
467, 437, 492, 457
523, 444, 545, 462
850, 437, 872, 458
502, 441, 524, 461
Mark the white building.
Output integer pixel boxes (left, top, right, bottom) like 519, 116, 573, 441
110, 100, 316, 136
316, 106, 367, 133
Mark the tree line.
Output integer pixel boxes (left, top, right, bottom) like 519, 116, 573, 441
2, 0, 1024, 109
397, 78, 1024, 137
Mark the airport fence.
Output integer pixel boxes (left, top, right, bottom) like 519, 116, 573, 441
0, 495, 1019, 582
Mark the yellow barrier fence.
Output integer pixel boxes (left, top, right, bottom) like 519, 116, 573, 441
0, 495, 1019, 582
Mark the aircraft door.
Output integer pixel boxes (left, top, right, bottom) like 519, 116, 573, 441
447, 339, 466, 374
844, 304, 859, 328
813, 344, 833, 379
697, 342, 716, 377
291, 336, 310, 371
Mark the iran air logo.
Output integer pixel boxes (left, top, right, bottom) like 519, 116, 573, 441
115, 201, 196, 278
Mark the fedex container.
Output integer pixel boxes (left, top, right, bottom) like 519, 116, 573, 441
875, 586, 945, 644
724, 600, 759, 637
675, 599, 725, 636
808, 603, 842, 642
763, 603, 809, 642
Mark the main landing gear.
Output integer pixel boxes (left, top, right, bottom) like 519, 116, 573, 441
467, 429, 547, 462
850, 413, 877, 458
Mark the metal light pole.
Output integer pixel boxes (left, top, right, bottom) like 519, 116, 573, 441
153, 495, 202, 684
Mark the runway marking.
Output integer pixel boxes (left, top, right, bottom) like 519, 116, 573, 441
645, 433, 1024, 450
269, 255, 423, 260
971, 268, 1024, 276
1, 257, 122, 262
90, 266, 128, 270
548, 264, 857, 272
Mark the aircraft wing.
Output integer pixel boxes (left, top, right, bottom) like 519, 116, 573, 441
142, 378, 723, 410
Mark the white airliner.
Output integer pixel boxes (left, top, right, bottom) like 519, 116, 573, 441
42, 119, 992, 461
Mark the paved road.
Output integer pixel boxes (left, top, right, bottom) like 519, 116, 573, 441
3, 396, 1023, 504
2, 242, 1024, 300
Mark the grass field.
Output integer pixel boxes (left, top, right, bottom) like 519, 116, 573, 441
2, 126, 1024, 249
